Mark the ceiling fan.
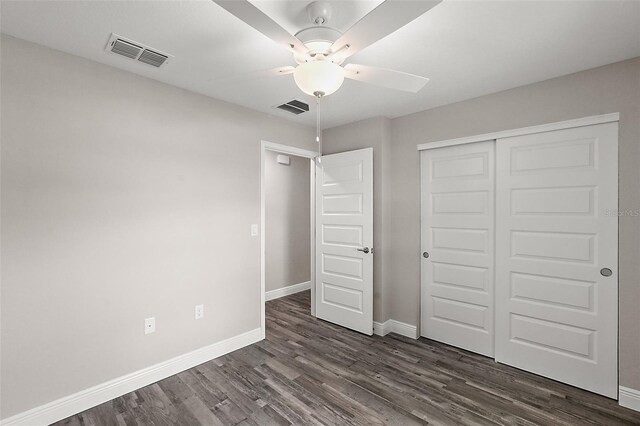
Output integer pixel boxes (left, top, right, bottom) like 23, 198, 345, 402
213, 0, 442, 98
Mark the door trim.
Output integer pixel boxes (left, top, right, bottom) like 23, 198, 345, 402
260, 141, 318, 339
416, 113, 619, 151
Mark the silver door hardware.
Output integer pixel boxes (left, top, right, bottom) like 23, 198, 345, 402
423, 252, 429, 258
357, 247, 370, 254
600, 268, 613, 277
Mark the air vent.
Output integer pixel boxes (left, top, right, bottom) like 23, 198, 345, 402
276, 99, 310, 115
111, 39, 142, 59
105, 33, 172, 68
138, 49, 168, 67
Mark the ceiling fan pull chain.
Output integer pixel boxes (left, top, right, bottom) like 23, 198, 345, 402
315, 92, 322, 155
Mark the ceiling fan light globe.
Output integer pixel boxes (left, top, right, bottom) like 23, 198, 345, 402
294, 61, 344, 97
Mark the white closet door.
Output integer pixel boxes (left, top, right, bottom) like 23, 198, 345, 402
421, 141, 495, 357
495, 122, 618, 398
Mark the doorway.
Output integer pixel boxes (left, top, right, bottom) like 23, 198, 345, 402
260, 142, 376, 338
260, 141, 317, 338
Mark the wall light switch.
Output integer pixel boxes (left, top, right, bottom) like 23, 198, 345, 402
144, 317, 156, 334
195, 304, 204, 320
251, 224, 258, 236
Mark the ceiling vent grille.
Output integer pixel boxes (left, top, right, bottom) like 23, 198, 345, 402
111, 39, 142, 59
105, 33, 172, 68
138, 49, 168, 67
276, 99, 310, 115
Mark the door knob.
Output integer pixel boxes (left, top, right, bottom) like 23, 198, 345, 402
357, 247, 370, 254
423, 251, 429, 259
600, 268, 613, 277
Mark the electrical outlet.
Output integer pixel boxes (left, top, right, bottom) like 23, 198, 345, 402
251, 224, 258, 236
144, 317, 156, 334
195, 304, 204, 320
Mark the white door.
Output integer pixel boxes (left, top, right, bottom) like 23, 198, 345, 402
420, 141, 495, 356
495, 123, 618, 398
315, 148, 373, 335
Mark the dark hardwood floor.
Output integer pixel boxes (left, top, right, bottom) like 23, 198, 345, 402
56, 291, 640, 425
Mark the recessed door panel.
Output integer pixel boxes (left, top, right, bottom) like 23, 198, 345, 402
322, 162, 363, 185
432, 191, 488, 215
322, 194, 363, 215
510, 231, 595, 263
510, 138, 595, 173
432, 297, 487, 329
509, 314, 594, 359
322, 225, 363, 248
510, 273, 594, 311
322, 283, 363, 313
432, 262, 488, 292
322, 254, 363, 281
433, 228, 488, 253
511, 187, 595, 215
432, 153, 488, 180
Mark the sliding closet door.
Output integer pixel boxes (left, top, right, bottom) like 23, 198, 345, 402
495, 123, 618, 398
421, 141, 495, 357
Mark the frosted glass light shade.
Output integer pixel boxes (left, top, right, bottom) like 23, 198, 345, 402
294, 61, 344, 97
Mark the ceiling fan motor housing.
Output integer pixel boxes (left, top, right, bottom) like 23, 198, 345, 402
291, 1, 345, 63
294, 26, 342, 63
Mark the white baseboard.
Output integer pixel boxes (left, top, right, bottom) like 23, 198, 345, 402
0, 327, 263, 426
619, 386, 640, 412
265, 281, 311, 301
373, 319, 418, 339
373, 320, 391, 336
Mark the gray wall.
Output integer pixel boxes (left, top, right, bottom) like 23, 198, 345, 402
323, 117, 392, 323
0, 35, 315, 419
264, 150, 310, 292
325, 57, 640, 390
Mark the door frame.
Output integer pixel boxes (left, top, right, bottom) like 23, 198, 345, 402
260, 140, 318, 339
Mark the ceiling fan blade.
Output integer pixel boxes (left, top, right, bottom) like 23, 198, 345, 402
208, 66, 294, 82
212, 1, 306, 54
331, 0, 441, 60
344, 64, 429, 93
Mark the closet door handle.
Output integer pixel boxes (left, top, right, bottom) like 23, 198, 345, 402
357, 247, 370, 254
423, 252, 429, 259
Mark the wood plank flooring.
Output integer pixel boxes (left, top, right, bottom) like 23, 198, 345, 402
56, 291, 640, 425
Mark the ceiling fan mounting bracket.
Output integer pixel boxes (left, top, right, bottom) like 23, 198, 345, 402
307, 1, 332, 26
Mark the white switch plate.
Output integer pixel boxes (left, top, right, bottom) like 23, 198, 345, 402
251, 224, 258, 236
144, 317, 156, 334
195, 304, 204, 320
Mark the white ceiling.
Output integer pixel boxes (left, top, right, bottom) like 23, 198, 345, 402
2, 0, 639, 129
